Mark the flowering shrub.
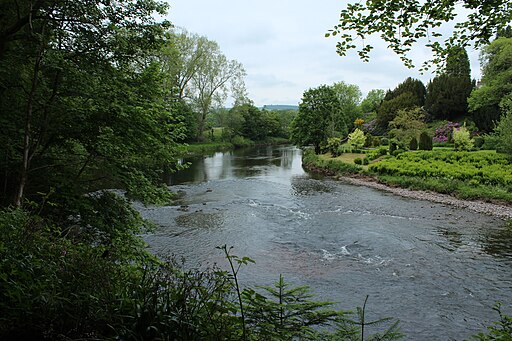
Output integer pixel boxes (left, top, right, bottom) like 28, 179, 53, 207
362, 119, 377, 134
354, 118, 365, 126
433, 121, 460, 143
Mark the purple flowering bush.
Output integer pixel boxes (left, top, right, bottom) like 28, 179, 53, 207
433, 121, 460, 143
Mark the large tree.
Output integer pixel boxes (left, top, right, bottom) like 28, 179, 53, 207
331, 81, 362, 135
360, 89, 386, 114
425, 47, 473, 120
468, 37, 512, 131
326, 0, 512, 69
377, 77, 426, 129
0, 0, 183, 208
291, 85, 342, 154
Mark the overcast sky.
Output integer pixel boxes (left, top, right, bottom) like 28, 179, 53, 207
163, 0, 482, 107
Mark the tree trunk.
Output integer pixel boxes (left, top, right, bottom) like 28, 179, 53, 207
14, 44, 44, 207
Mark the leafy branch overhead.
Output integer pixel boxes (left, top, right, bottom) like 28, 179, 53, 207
326, 0, 512, 70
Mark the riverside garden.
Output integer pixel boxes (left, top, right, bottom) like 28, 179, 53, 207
1, 1, 512, 340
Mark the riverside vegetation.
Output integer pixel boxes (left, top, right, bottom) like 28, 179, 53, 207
1, 0, 512, 339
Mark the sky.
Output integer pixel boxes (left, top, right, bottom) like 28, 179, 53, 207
163, 0, 482, 107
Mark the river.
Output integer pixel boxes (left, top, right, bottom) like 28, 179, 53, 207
141, 145, 512, 340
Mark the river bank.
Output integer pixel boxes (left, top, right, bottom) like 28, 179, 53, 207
335, 174, 512, 220
302, 148, 512, 220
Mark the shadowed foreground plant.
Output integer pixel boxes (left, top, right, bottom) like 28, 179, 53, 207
219, 245, 403, 340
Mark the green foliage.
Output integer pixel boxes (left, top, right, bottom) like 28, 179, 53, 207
360, 89, 386, 114
377, 78, 426, 129
388, 107, 427, 144
470, 303, 512, 340
495, 101, 512, 155
409, 137, 418, 151
418, 132, 433, 150
326, 0, 512, 70
425, 74, 473, 120
243, 275, 344, 340
369, 150, 512, 201
0, 0, 184, 207
331, 81, 363, 133
326, 137, 344, 157
291, 85, 342, 154
348, 128, 366, 149
453, 126, 475, 151
383, 77, 427, 105
303, 149, 362, 174
354, 158, 363, 165
469, 38, 512, 132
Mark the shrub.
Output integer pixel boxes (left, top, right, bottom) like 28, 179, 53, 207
354, 158, 363, 165
474, 136, 485, 149
409, 137, 418, 150
495, 108, 512, 155
326, 137, 343, 156
453, 126, 474, 151
389, 141, 397, 154
418, 132, 433, 150
380, 137, 389, 146
348, 128, 366, 149
362, 158, 369, 165
433, 121, 460, 143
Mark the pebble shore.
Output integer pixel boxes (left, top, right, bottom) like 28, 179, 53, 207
337, 175, 512, 220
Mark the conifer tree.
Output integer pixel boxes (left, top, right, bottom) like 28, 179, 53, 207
425, 47, 473, 120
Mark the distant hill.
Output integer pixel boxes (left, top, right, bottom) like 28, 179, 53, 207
262, 104, 299, 111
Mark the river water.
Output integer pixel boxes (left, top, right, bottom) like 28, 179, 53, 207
141, 145, 512, 340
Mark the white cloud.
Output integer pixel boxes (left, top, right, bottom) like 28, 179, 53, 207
164, 0, 482, 107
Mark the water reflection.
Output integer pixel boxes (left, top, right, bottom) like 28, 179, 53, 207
167, 145, 304, 185
481, 224, 512, 259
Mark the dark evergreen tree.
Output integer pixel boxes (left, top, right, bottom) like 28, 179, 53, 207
418, 132, 433, 150
377, 92, 419, 129
409, 137, 418, 150
425, 47, 473, 120
383, 77, 426, 106
377, 78, 426, 130
445, 46, 471, 77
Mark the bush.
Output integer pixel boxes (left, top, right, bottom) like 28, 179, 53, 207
474, 136, 485, 149
348, 128, 366, 149
354, 158, 363, 165
326, 137, 343, 157
418, 132, 433, 150
453, 126, 474, 151
495, 109, 512, 155
409, 137, 418, 150
389, 141, 397, 154
362, 158, 369, 165
380, 137, 389, 146
481, 134, 501, 150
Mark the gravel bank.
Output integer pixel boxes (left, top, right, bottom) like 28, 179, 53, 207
337, 175, 512, 220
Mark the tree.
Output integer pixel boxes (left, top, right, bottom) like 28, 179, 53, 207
331, 82, 362, 135
377, 78, 426, 130
378, 93, 419, 130
383, 77, 426, 105
425, 47, 473, 120
418, 132, 433, 151
291, 85, 342, 154
326, 0, 512, 69
189, 42, 246, 141
468, 37, 512, 132
495, 101, 512, 155
0, 0, 183, 209
360, 89, 385, 114
388, 107, 427, 144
